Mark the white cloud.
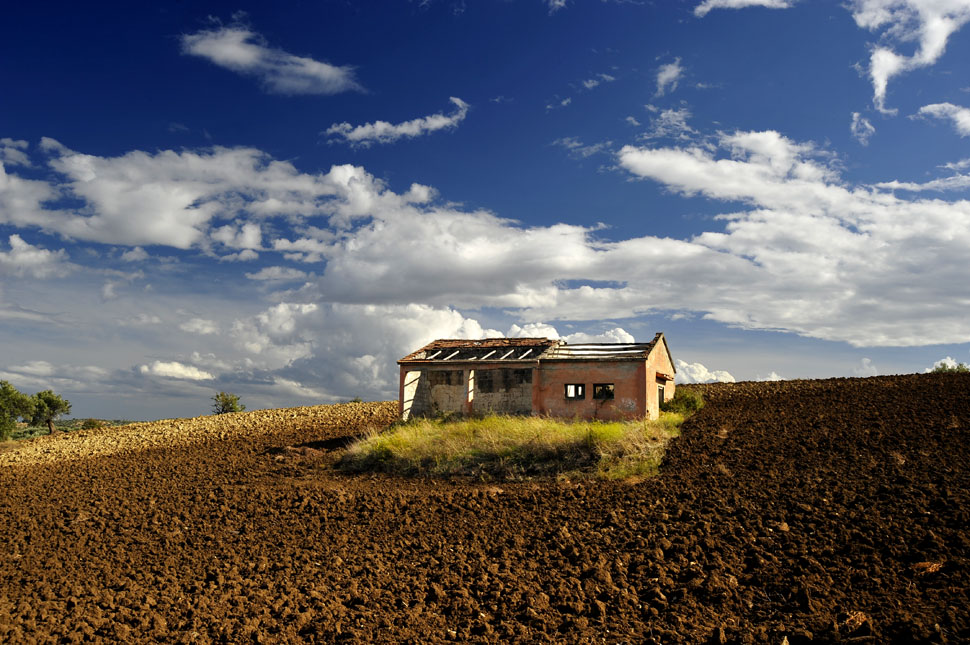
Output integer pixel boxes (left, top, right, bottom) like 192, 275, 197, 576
925, 356, 968, 371
0, 235, 71, 278
180, 25, 361, 95
101, 281, 119, 300
944, 158, 970, 171
139, 360, 215, 381
505, 323, 635, 344
854, 357, 878, 376
17, 140, 350, 249
325, 97, 469, 147
641, 107, 698, 140
508, 322, 561, 338
851, 112, 877, 145
674, 359, 736, 384
1, 138, 31, 167
757, 371, 784, 381
121, 246, 149, 262
694, 0, 794, 18
582, 73, 617, 91
655, 58, 683, 96
617, 129, 970, 346
917, 102, 970, 136
179, 318, 220, 335
875, 172, 970, 192
220, 249, 260, 262
212, 222, 263, 250
553, 136, 613, 158
6, 135, 970, 353
547, 0, 567, 13
123, 313, 162, 326
244, 266, 310, 282
562, 328, 636, 344
850, 0, 970, 113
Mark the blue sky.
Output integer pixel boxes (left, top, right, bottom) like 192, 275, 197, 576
3, 0, 970, 419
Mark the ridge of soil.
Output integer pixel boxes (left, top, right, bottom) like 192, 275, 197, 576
0, 375, 968, 643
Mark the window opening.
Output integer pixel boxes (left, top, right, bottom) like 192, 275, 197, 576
564, 384, 585, 400
592, 383, 615, 400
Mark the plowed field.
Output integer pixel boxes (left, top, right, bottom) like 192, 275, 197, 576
0, 375, 968, 643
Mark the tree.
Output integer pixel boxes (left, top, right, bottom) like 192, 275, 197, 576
0, 381, 35, 441
931, 362, 970, 373
212, 391, 245, 414
31, 390, 72, 434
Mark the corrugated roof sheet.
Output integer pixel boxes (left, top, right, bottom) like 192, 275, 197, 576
541, 337, 660, 361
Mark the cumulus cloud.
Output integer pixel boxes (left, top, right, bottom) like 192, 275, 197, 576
0, 235, 71, 278
181, 25, 361, 95
121, 246, 149, 262
925, 356, 968, 371
10, 140, 353, 249
850, 0, 970, 113
851, 112, 876, 145
617, 129, 970, 346
655, 59, 683, 96
675, 359, 736, 384
694, 0, 794, 18
139, 360, 214, 381
757, 371, 784, 381
854, 357, 878, 376
212, 222, 262, 249
5, 134, 970, 352
917, 102, 970, 136
325, 97, 469, 147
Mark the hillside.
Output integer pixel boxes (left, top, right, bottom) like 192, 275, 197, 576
0, 375, 967, 643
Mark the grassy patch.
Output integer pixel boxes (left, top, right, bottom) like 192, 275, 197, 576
338, 413, 686, 481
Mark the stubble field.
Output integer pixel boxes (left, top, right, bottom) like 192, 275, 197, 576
0, 374, 967, 643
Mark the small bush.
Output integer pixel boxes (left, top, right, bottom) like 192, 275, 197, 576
81, 419, 107, 430
660, 388, 704, 416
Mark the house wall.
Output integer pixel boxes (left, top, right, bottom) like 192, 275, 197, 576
470, 366, 534, 414
399, 365, 535, 418
534, 361, 646, 421
646, 342, 676, 413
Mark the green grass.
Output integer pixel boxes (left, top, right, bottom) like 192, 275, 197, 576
338, 412, 686, 481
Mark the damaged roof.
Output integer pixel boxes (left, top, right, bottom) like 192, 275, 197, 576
398, 337, 559, 363
399, 333, 673, 368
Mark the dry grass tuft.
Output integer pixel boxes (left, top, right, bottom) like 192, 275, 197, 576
338, 413, 685, 480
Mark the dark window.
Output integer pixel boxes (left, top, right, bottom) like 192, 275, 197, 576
564, 384, 585, 400
511, 368, 533, 385
477, 370, 496, 393
593, 383, 615, 400
429, 370, 463, 387
658, 384, 665, 403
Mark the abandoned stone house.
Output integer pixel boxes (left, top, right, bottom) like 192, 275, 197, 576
397, 333, 675, 421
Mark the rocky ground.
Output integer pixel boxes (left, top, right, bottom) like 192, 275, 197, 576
0, 375, 967, 643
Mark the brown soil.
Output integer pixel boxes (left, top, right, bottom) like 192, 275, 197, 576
0, 375, 968, 643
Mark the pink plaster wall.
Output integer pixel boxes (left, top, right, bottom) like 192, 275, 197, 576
534, 361, 646, 421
